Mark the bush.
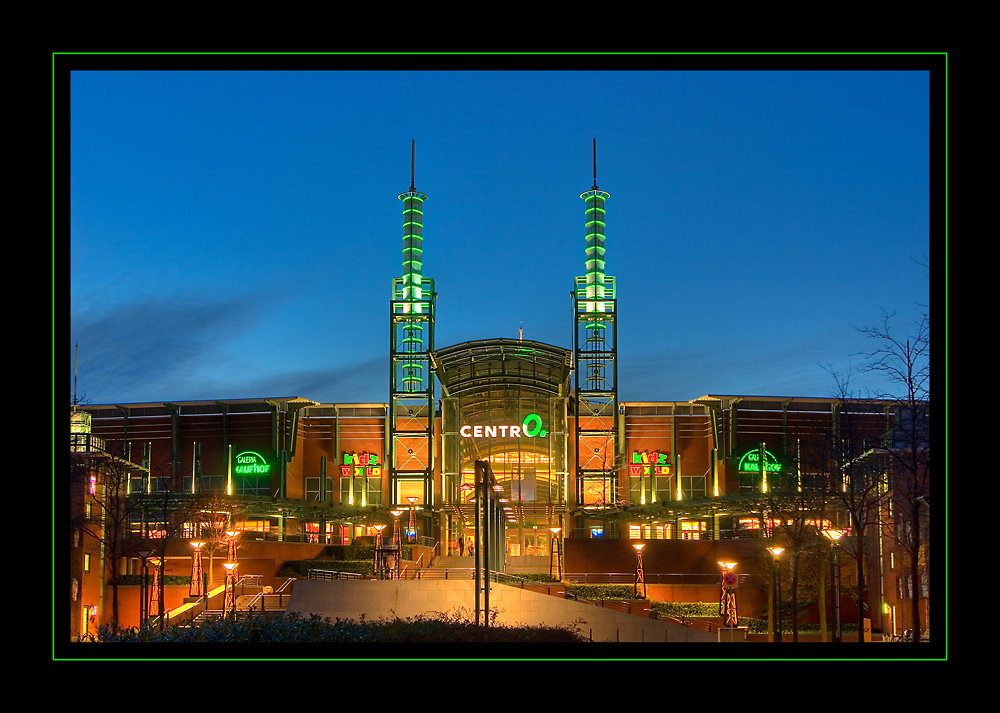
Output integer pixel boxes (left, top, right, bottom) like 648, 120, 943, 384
565, 584, 639, 601
85, 611, 590, 643
650, 601, 718, 618
118, 575, 192, 586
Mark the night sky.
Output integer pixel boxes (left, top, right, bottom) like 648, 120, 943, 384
66, 58, 935, 407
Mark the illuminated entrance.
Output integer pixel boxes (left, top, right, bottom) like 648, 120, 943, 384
432, 339, 571, 561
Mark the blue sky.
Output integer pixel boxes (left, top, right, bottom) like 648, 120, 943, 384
68, 65, 934, 406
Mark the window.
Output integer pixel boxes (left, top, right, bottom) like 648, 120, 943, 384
84, 554, 91, 573
341, 473, 381, 507
305, 477, 334, 502
680, 520, 706, 540
679, 473, 706, 500
305, 522, 334, 544
581, 478, 615, 506
394, 478, 424, 506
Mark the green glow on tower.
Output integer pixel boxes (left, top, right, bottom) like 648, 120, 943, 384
397, 187, 429, 393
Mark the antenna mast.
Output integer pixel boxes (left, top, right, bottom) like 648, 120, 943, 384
592, 138, 598, 189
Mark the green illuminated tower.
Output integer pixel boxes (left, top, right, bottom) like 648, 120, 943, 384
574, 140, 619, 511
390, 141, 436, 519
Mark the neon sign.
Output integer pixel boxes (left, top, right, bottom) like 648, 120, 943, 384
460, 413, 547, 439
234, 451, 271, 475
738, 449, 782, 473
341, 453, 382, 478
629, 450, 672, 476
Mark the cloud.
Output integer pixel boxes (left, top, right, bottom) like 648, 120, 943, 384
236, 357, 387, 404
70, 291, 276, 403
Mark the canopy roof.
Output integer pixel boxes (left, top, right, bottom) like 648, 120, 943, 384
430, 338, 572, 398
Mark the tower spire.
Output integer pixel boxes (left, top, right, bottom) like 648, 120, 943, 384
592, 137, 598, 190
390, 141, 436, 526
573, 139, 619, 508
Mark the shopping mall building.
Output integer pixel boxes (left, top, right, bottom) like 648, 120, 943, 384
68, 150, 929, 641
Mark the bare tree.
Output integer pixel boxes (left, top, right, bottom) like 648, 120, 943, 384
857, 310, 930, 643
139, 456, 205, 629
819, 366, 894, 642
764, 458, 834, 642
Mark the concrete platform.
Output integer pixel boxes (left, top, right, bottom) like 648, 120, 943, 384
286, 578, 717, 643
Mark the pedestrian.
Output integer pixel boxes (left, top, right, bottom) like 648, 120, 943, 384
458, 534, 465, 556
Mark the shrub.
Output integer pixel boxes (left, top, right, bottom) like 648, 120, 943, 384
565, 584, 638, 601
650, 601, 718, 618
85, 611, 590, 644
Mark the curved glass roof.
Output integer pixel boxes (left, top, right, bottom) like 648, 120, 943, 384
430, 338, 572, 398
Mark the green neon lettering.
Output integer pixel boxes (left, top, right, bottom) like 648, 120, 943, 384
522, 413, 546, 438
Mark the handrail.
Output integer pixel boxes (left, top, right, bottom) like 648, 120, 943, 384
565, 572, 735, 585
308, 568, 363, 581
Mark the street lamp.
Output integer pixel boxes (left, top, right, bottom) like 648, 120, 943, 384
136, 549, 153, 628
766, 546, 785, 642
549, 526, 563, 580
189, 541, 205, 597
225, 529, 240, 565
633, 543, 647, 599
391, 509, 404, 580
372, 524, 387, 579
822, 528, 848, 643
222, 561, 239, 618
406, 496, 419, 542
718, 560, 739, 629
149, 557, 162, 624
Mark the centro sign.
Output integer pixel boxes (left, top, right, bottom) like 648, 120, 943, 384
460, 413, 547, 439
234, 451, 271, 474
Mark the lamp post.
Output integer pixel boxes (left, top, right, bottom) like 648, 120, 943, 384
372, 524, 387, 579
823, 528, 848, 643
391, 509, 404, 580
633, 543, 646, 599
136, 549, 153, 628
549, 526, 563, 580
406, 496, 418, 542
225, 529, 240, 565
149, 557, 162, 625
718, 560, 739, 629
222, 561, 239, 618
766, 546, 784, 642
189, 541, 205, 597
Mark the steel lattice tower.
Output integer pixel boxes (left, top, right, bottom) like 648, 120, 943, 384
573, 140, 619, 511
390, 141, 436, 520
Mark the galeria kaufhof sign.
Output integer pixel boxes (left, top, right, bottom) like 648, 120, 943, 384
737, 448, 783, 473
460, 413, 547, 439
234, 451, 271, 474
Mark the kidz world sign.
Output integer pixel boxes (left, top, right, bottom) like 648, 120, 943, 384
460, 413, 547, 439
234, 451, 271, 475
341, 453, 382, 478
629, 450, 672, 476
